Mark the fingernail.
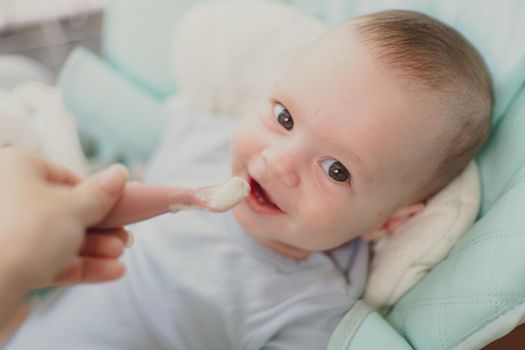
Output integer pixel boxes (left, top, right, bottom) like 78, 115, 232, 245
99, 164, 129, 194
125, 231, 134, 248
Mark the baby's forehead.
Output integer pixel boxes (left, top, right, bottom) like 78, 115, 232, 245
274, 19, 448, 140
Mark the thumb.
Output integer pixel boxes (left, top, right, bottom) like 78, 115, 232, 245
72, 164, 129, 226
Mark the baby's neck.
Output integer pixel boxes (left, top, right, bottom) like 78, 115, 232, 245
257, 239, 310, 260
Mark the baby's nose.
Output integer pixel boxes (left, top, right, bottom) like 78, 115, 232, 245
261, 146, 300, 187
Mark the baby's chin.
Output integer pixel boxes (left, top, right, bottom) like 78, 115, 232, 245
231, 207, 311, 259
232, 204, 254, 234
231, 203, 275, 244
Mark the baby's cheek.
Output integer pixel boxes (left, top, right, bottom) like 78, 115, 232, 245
307, 202, 359, 231
300, 214, 356, 250
230, 129, 248, 161
232, 121, 256, 151
302, 203, 343, 230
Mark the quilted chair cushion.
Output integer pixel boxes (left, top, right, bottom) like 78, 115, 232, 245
383, 87, 525, 350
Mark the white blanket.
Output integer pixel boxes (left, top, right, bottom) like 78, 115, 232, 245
0, 82, 89, 175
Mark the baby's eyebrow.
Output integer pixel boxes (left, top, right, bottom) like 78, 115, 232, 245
339, 144, 368, 185
270, 86, 288, 107
322, 120, 372, 187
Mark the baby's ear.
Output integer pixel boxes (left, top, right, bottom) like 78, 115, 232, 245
362, 202, 425, 242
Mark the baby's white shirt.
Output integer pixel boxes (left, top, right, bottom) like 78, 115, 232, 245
7, 107, 369, 350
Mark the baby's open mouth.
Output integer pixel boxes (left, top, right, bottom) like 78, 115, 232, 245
248, 177, 283, 213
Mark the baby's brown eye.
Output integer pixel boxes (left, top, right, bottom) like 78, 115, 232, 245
273, 103, 294, 131
320, 159, 350, 182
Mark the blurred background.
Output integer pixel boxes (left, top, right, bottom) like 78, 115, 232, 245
0, 0, 106, 86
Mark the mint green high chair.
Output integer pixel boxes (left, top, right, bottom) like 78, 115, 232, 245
58, 0, 525, 348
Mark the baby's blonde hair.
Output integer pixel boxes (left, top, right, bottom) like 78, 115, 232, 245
353, 10, 493, 200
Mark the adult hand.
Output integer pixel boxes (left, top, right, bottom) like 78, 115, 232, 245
0, 147, 129, 309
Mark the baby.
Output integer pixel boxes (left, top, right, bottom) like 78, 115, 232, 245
6, 9, 492, 350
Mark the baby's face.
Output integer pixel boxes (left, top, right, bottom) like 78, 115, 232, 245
230, 26, 440, 258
